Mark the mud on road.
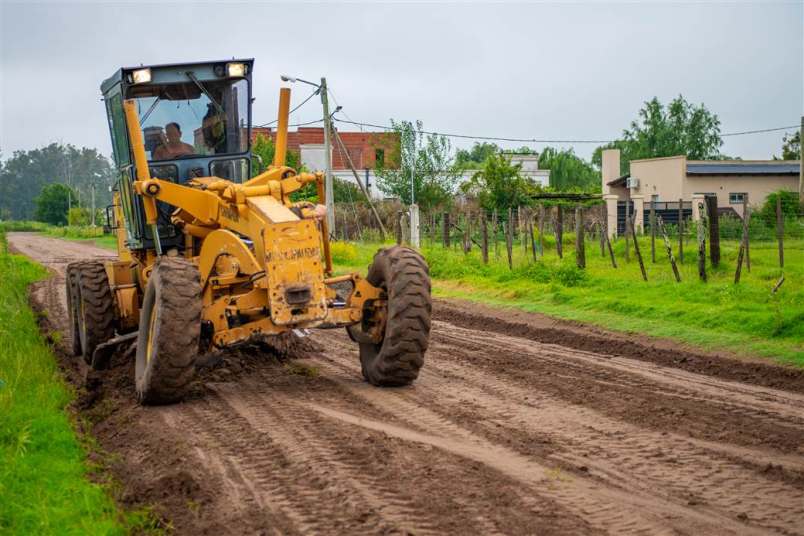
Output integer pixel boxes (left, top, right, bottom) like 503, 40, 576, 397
9, 232, 804, 535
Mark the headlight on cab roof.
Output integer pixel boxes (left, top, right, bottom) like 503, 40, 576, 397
226, 62, 247, 78
130, 68, 151, 85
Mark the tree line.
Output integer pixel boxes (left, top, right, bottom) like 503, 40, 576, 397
1, 95, 799, 225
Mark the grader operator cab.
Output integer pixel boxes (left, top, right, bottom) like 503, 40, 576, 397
67, 59, 431, 404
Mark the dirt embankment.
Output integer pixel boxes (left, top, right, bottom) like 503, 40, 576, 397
9, 231, 804, 536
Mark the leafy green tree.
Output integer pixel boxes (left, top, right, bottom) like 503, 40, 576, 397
775, 130, 801, 161
251, 134, 302, 174
592, 96, 723, 174
758, 190, 799, 224
375, 120, 459, 211
0, 143, 113, 220
461, 153, 533, 212
455, 142, 501, 169
35, 183, 75, 225
538, 147, 600, 191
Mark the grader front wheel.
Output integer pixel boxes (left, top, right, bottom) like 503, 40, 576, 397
135, 258, 202, 405
351, 246, 431, 386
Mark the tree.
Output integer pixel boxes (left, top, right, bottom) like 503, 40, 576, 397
375, 120, 460, 211
0, 143, 113, 220
538, 147, 600, 191
461, 153, 533, 212
592, 96, 723, 174
251, 134, 301, 174
35, 183, 75, 225
455, 142, 501, 169
776, 130, 800, 161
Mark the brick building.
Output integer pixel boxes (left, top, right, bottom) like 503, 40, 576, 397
251, 127, 399, 198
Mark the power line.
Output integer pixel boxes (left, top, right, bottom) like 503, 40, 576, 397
254, 88, 320, 128
720, 125, 799, 137
332, 117, 800, 144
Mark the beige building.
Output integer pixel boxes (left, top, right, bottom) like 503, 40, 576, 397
601, 149, 800, 236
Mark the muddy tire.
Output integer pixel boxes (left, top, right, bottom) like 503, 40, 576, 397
73, 261, 116, 364
357, 246, 431, 386
65, 263, 83, 357
136, 257, 201, 405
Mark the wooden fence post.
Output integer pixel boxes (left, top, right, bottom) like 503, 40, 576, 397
630, 214, 647, 281
678, 198, 684, 264
464, 213, 472, 253
650, 199, 656, 263
492, 210, 499, 259
481, 213, 489, 264
658, 216, 681, 282
697, 202, 707, 282
706, 195, 720, 268
442, 212, 450, 248
538, 204, 545, 257
555, 205, 563, 259
742, 194, 750, 271
776, 195, 784, 268
529, 216, 537, 262
605, 230, 617, 268
505, 208, 514, 270
734, 209, 751, 284
575, 206, 585, 269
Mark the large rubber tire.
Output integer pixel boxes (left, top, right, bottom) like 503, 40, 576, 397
65, 263, 83, 357
135, 257, 201, 405
74, 262, 116, 364
358, 246, 431, 386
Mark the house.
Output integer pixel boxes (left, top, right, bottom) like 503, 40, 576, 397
505, 153, 551, 187
601, 149, 800, 235
251, 127, 399, 198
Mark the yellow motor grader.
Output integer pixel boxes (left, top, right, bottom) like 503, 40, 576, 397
66, 59, 430, 404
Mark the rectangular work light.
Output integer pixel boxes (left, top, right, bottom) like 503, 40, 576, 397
226, 62, 247, 78
130, 68, 152, 85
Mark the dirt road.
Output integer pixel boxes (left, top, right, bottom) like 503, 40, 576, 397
9, 232, 804, 535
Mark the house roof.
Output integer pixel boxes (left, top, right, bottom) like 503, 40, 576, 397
686, 161, 800, 176
606, 174, 630, 187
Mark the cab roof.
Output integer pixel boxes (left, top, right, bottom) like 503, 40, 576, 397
100, 58, 254, 95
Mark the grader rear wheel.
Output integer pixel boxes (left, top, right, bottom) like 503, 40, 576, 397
135, 257, 202, 405
72, 261, 116, 364
352, 246, 431, 386
65, 263, 83, 357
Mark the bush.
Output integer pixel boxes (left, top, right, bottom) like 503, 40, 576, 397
758, 190, 799, 226
68, 207, 90, 226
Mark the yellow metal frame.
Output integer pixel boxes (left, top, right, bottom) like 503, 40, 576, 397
103, 90, 381, 350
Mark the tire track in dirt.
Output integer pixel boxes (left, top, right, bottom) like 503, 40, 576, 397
311, 332, 804, 535
307, 342, 775, 535
216, 383, 441, 535
10, 232, 804, 535
435, 322, 804, 425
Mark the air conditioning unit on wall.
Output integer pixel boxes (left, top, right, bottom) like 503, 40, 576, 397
626, 177, 640, 189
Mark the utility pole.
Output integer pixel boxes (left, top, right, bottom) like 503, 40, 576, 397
91, 182, 96, 227
799, 116, 803, 210
320, 77, 335, 236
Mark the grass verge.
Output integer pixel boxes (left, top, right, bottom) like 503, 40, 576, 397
331, 236, 803, 367
0, 230, 134, 534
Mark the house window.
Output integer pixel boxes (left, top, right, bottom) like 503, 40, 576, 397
729, 192, 746, 204
375, 148, 385, 168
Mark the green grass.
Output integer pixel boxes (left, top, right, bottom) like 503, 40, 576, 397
332, 234, 804, 366
0, 230, 140, 534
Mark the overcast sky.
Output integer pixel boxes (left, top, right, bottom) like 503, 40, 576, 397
1, 1, 802, 163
